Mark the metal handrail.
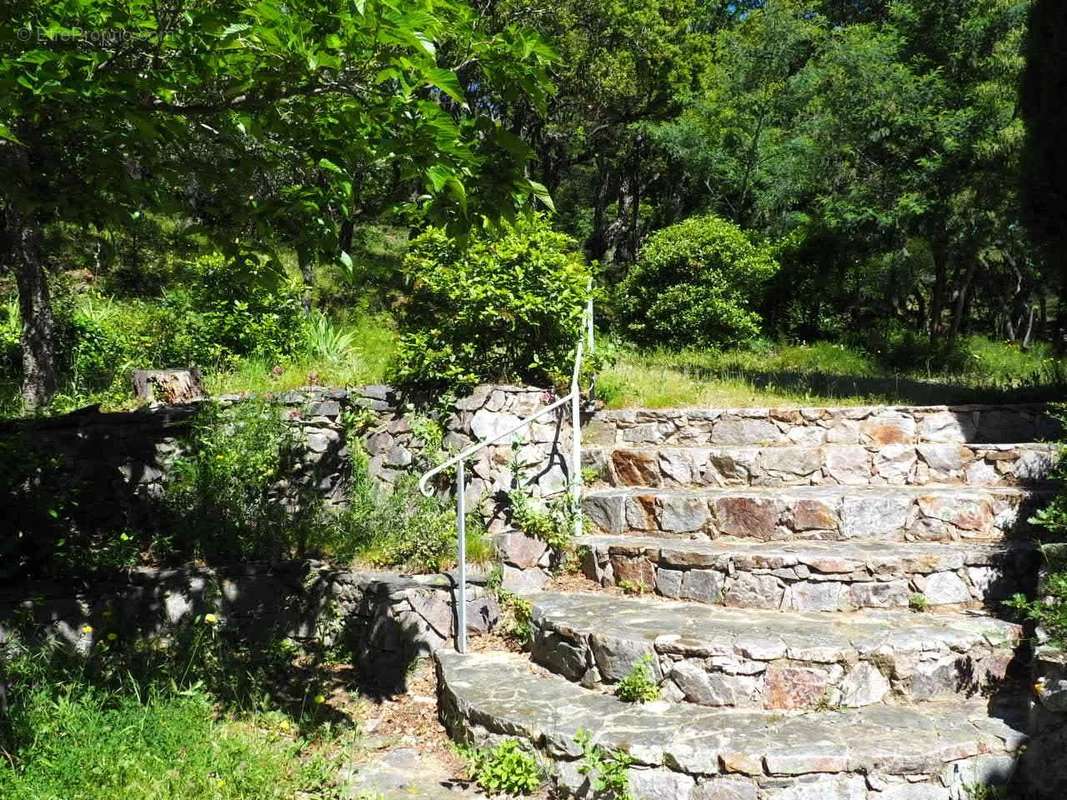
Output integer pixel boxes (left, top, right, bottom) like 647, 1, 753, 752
418, 289, 594, 653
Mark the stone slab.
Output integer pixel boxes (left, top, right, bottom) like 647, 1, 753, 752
582, 485, 1045, 543
529, 592, 1020, 709
580, 535, 1038, 612
592, 404, 1058, 447
586, 443, 1057, 489
437, 651, 1025, 791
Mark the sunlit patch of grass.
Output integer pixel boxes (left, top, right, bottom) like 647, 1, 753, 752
0, 687, 343, 800
206, 311, 397, 396
596, 348, 888, 409
596, 338, 1067, 409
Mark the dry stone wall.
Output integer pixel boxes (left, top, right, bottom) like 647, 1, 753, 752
586, 404, 1060, 447
0, 561, 499, 688
0, 383, 572, 529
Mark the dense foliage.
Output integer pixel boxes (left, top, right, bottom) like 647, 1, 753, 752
392, 214, 592, 391
0, 0, 555, 407
617, 214, 778, 347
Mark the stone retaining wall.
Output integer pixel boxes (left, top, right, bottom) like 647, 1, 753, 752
587, 404, 1060, 447
1, 384, 574, 588
0, 562, 499, 690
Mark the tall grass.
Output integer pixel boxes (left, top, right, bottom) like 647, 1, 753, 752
206, 310, 396, 396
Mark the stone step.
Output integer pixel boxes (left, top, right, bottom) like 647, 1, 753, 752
585, 403, 1058, 448
582, 485, 1046, 543
585, 443, 1057, 489
529, 591, 1022, 710
437, 650, 1026, 800
579, 535, 1039, 611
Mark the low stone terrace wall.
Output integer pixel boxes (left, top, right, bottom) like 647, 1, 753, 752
0, 561, 499, 691
0, 383, 575, 588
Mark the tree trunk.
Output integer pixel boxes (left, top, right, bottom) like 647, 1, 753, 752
9, 207, 57, 410
928, 239, 949, 342
946, 259, 979, 349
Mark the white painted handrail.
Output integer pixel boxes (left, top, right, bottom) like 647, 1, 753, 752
418, 288, 594, 653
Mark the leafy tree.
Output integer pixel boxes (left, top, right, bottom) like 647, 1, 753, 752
488, 0, 726, 266
0, 0, 555, 408
1021, 0, 1067, 351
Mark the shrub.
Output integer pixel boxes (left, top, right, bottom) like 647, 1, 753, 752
164, 252, 306, 370
164, 400, 318, 561
461, 739, 542, 796
391, 214, 593, 391
614, 654, 660, 703
617, 214, 778, 348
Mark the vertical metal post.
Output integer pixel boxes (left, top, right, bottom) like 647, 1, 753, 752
586, 297, 595, 354
571, 347, 583, 540
455, 460, 468, 654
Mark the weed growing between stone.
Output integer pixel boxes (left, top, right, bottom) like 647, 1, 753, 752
457, 738, 543, 796
484, 568, 535, 647
575, 730, 634, 800
1007, 407, 1067, 649
614, 654, 660, 703
331, 416, 493, 573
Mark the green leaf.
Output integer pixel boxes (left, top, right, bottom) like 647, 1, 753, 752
425, 67, 466, 106
527, 180, 555, 212
318, 158, 345, 175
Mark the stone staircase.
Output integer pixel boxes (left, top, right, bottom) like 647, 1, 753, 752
437, 404, 1059, 799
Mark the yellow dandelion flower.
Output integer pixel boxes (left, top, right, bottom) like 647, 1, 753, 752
313, 694, 326, 705
81, 624, 93, 635
204, 613, 219, 625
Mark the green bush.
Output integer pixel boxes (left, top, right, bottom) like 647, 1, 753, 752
617, 214, 778, 348
391, 214, 592, 391
461, 739, 542, 796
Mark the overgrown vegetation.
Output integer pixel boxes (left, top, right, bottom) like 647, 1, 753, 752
459, 739, 543, 796
164, 399, 318, 562
0, 615, 352, 799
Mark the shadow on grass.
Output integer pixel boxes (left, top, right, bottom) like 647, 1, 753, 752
670, 359, 1067, 406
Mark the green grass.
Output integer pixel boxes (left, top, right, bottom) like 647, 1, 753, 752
0, 687, 344, 800
205, 310, 397, 396
596, 337, 1067, 409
